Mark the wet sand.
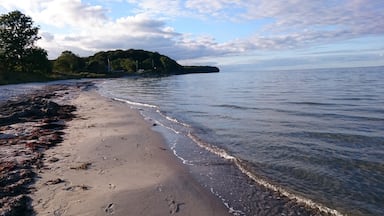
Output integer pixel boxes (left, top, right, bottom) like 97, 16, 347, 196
30, 87, 230, 215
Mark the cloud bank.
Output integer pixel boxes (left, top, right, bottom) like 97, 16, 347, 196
1, 0, 383, 68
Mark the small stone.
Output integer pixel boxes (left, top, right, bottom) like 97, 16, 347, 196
70, 162, 92, 170
45, 178, 64, 185
48, 157, 59, 163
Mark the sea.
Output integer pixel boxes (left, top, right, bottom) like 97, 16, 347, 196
1, 66, 383, 215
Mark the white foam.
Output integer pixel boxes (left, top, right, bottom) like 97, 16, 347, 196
145, 118, 192, 165
187, 133, 344, 216
234, 160, 344, 216
210, 188, 245, 216
156, 110, 191, 127
113, 97, 158, 108
188, 133, 236, 161
153, 120, 180, 134
169, 141, 193, 165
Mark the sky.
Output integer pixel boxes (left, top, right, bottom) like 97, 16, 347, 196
1, 0, 384, 70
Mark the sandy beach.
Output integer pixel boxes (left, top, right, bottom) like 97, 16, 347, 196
29, 87, 230, 215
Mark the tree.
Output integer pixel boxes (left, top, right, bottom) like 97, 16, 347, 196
24, 47, 52, 74
53, 51, 83, 73
120, 59, 136, 72
0, 50, 6, 78
0, 10, 45, 73
111, 58, 136, 72
86, 60, 106, 73
160, 56, 182, 73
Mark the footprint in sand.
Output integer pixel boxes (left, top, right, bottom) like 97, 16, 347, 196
166, 196, 184, 215
108, 183, 116, 190
104, 203, 115, 214
63, 184, 90, 191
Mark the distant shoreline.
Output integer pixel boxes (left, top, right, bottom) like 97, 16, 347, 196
0, 65, 219, 86
1, 49, 220, 86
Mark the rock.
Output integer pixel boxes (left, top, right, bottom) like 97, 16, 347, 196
70, 162, 92, 170
45, 178, 64, 185
63, 184, 90, 191
48, 157, 59, 163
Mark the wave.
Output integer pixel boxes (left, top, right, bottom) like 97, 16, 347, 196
187, 132, 344, 216
212, 104, 260, 111
156, 110, 191, 128
112, 97, 158, 108
263, 107, 384, 122
299, 131, 384, 146
287, 101, 337, 106
332, 97, 375, 101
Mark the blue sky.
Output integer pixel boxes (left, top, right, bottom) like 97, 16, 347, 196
1, 0, 383, 70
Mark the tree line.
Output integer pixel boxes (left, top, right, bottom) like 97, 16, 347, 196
53, 49, 183, 75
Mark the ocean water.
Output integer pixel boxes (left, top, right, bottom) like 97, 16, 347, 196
98, 66, 384, 216
1, 67, 383, 215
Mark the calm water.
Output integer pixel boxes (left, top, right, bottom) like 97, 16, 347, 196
98, 66, 384, 216
1, 67, 383, 215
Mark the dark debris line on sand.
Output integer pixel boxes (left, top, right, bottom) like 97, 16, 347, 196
0, 84, 80, 216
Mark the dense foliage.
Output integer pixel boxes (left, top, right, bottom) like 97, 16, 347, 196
0, 10, 51, 83
53, 49, 184, 75
52, 49, 219, 76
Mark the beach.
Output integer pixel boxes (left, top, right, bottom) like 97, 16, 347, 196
0, 82, 339, 216
26, 85, 229, 215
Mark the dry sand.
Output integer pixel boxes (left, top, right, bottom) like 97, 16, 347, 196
31, 90, 230, 216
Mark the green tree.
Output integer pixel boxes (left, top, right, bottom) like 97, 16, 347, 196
84, 52, 107, 73
0, 10, 42, 73
86, 60, 106, 73
120, 58, 136, 72
24, 47, 52, 74
0, 50, 6, 79
160, 56, 182, 73
53, 51, 83, 73
111, 58, 136, 72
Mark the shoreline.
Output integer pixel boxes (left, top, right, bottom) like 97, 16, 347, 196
29, 86, 230, 215
0, 82, 345, 216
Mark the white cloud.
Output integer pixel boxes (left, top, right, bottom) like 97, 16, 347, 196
112, 0, 384, 57
37, 0, 107, 28
1, 0, 383, 67
36, 13, 184, 58
185, 0, 239, 15
181, 0, 384, 34
125, 0, 183, 18
0, 0, 107, 28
